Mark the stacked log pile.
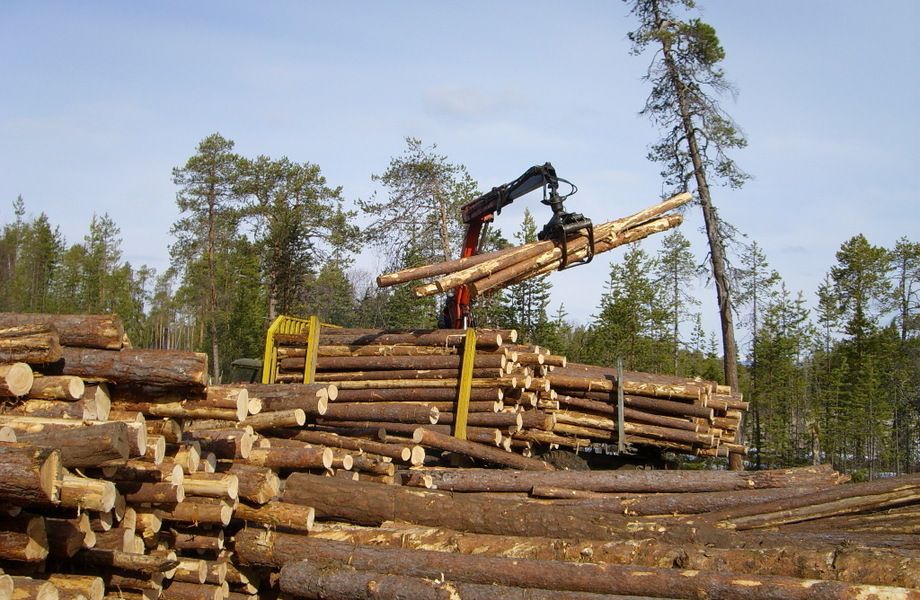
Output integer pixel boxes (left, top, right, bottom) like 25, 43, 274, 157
0, 312, 918, 599
544, 361, 747, 460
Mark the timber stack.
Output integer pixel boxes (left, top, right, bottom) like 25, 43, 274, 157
0, 312, 918, 599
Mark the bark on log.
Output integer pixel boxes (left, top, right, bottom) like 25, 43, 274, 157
246, 445, 333, 470
44, 516, 89, 557
0, 313, 124, 349
242, 533, 920, 600
0, 362, 33, 397
9, 576, 58, 600
307, 367, 506, 382
277, 328, 504, 349
183, 428, 254, 460
15, 421, 130, 467
281, 429, 414, 463
61, 347, 208, 388
233, 501, 315, 532
44, 574, 104, 600
708, 472, 920, 530
404, 464, 842, 493
412, 428, 554, 471
59, 474, 117, 512
223, 462, 281, 504
0, 324, 62, 363
280, 560, 635, 600
333, 387, 502, 402
281, 473, 696, 541
155, 497, 234, 526
307, 521, 920, 590
0, 443, 62, 503
76, 547, 179, 574
0, 514, 48, 561
322, 403, 439, 424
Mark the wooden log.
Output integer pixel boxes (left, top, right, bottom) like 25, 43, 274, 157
183, 428, 254, 460
322, 402, 439, 424
0, 443, 62, 503
377, 243, 533, 287
328, 376, 516, 390
111, 400, 242, 422
306, 343, 458, 358
555, 395, 703, 431
0, 324, 62, 363
44, 516, 90, 557
16, 421, 130, 467
277, 328, 504, 349
412, 428, 554, 471
45, 574, 104, 600
100, 459, 183, 485
280, 473, 678, 540
233, 501, 315, 533
242, 408, 306, 430
280, 560, 628, 600
223, 463, 281, 504
0, 362, 33, 397
165, 528, 224, 552
183, 472, 238, 500
0, 313, 124, 349
0, 514, 48, 561
238, 386, 328, 415
247, 533, 920, 600
308, 367, 506, 382
308, 353, 508, 372
281, 430, 414, 463
119, 481, 184, 504
5, 398, 92, 420
155, 497, 233, 526
61, 347, 208, 388
76, 547, 179, 574
161, 581, 224, 600
307, 521, 920, 590
709, 472, 920, 530
148, 419, 183, 444
92, 527, 134, 552
404, 464, 842, 493
435, 411, 523, 430
59, 474, 117, 512
333, 387, 502, 402
9, 576, 58, 600
172, 558, 208, 584
246, 445, 333, 470
27, 375, 85, 401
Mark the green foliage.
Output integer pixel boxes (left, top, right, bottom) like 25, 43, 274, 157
590, 243, 669, 371
500, 209, 552, 344
654, 229, 699, 373
361, 137, 477, 264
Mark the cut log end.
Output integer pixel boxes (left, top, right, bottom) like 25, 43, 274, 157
1, 362, 34, 397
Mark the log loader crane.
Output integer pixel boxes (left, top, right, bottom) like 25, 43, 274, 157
442, 162, 596, 328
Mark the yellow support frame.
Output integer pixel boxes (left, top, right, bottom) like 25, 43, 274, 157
453, 328, 477, 440
261, 315, 335, 384
302, 315, 321, 384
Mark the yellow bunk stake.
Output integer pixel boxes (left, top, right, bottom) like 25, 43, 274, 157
453, 328, 477, 440
303, 315, 321, 385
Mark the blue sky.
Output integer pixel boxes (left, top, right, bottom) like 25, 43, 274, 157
2, 1, 918, 349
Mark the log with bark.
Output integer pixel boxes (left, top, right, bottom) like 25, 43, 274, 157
0, 312, 124, 349
0, 324, 62, 364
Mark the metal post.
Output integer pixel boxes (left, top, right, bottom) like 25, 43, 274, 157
454, 328, 477, 440
616, 357, 625, 455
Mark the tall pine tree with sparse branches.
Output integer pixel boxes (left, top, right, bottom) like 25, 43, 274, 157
627, 0, 748, 396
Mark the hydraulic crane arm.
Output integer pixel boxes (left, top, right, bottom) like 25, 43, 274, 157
443, 162, 595, 329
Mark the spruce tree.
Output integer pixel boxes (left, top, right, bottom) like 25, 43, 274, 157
654, 229, 699, 374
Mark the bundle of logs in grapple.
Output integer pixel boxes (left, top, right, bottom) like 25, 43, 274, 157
375, 192, 692, 299
1, 313, 919, 599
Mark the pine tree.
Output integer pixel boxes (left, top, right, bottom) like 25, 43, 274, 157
171, 133, 243, 382
361, 138, 477, 265
501, 209, 552, 343
591, 244, 668, 371
237, 155, 358, 322
627, 0, 748, 406
654, 229, 699, 374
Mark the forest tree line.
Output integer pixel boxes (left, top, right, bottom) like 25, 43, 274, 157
2, 134, 918, 477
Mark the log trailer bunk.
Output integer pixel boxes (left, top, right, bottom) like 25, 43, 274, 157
442, 162, 596, 329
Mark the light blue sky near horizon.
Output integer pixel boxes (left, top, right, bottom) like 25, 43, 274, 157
2, 1, 918, 351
